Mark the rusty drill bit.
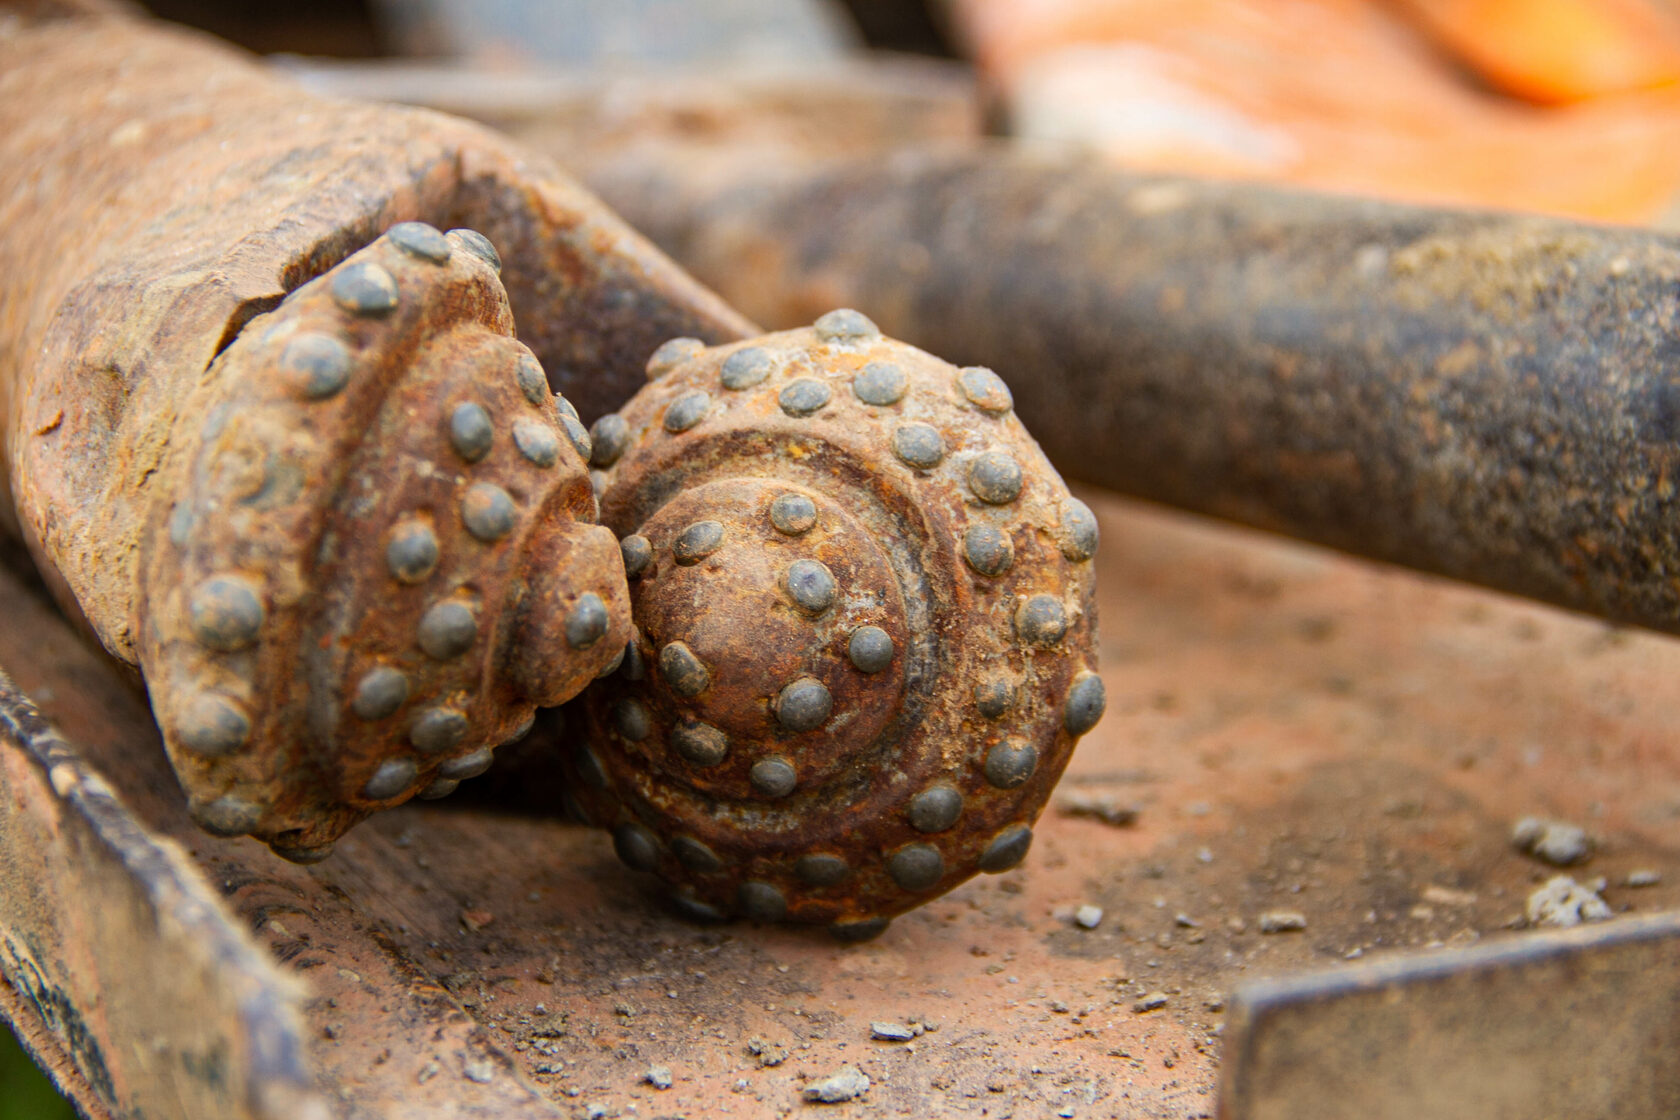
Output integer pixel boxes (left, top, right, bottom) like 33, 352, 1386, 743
589, 145, 1680, 638
0, 7, 748, 857
565, 311, 1103, 938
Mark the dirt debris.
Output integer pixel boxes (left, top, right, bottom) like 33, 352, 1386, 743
1258, 910, 1308, 934
1511, 817, 1592, 866
1525, 876, 1612, 927
1057, 791, 1140, 827
803, 1065, 870, 1103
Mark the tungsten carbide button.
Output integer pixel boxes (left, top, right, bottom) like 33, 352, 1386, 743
984, 739, 1039, 789
449, 401, 494, 462
908, 785, 963, 833
646, 337, 706, 379
663, 390, 711, 433
410, 707, 469, 754
439, 748, 493, 780
958, 366, 1013, 414
352, 666, 409, 720
673, 520, 724, 564
829, 917, 890, 943
386, 520, 439, 584
418, 600, 476, 659
620, 534, 652, 577
512, 419, 560, 467
892, 423, 944, 469
177, 693, 250, 756
331, 261, 399, 316
615, 698, 652, 741
978, 824, 1034, 873
418, 778, 459, 800
968, 451, 1023, 504
775, 677, 832, 732
1015, 594, 1068, 646
962, 525, 1014, 576
193, 795, 264, 837
887, 843, 944, 891
364, 758, 416, 800
659, 641, 711, 697
721, 346, 773, 389
785, 559, 837, 613
739, 881, 788, 923
671, 891, 727, 923
613, 822, 660, 871
672, 720, 728, 766
1064, 672, 1107, 736
559, 414, 592, 460
190, 576, 264, 651
271, 842, 335, 865
515, 353, 549, 405
749, 756, 798, 798
461, 482, 517, 541
974, 677, 1015, 719
566, 592, 610, 650
1060, 498, 1100, 561
387, 221, 451, 263
779, 378, 831, 417
853, 361, 907, 405
446, 228, 501, 272
813, 308, 879, 343
672, 835, 723, 873
590, 412, 630, 467
280, 332, 352, 399
769, 492, 817, 535
847, 626, 894, 673
797, 853, 850, 887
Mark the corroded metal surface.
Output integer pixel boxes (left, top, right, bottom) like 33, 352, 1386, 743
0, 8, 750, 855
589, 145, 1680, 638
1220, 911, 1680, 1120
568, 313, 1101, 933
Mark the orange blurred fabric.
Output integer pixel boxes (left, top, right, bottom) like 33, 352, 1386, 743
948, 0, 1680, 224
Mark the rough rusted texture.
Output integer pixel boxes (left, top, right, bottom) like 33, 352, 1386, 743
0, 9, 751, 852
565, 314, 1101, 934
591, 145, 1680, 638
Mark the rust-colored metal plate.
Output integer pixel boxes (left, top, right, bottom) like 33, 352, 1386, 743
1219, 911, 1680, 1120
8, 488, 1680, 1117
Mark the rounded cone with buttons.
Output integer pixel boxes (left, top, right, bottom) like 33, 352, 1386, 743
140, 226, 632, 859
568, 310, 1104, 938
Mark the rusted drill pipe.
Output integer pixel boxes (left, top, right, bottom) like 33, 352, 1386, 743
590, 147, 1680, 635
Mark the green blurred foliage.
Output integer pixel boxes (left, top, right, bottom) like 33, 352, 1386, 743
0, 1019, 76, 1120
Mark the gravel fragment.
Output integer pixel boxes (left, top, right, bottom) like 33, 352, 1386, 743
1074, 904, 1104, 930
1627, 869, 1663, 888
463, 1058, 495, 1084
1526, 875, 1612, 927
1057, 791, 1140, 827
645, 1066, 673, 1090
804, 1065, 870, 1103
1258, 910, 1308, 933
871, 1021, 916, 1042
1512, 817, 1592, 866
1132, 992, 1169, 1013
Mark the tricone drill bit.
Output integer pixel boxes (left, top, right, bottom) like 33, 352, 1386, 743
568, 312, 1103, 938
